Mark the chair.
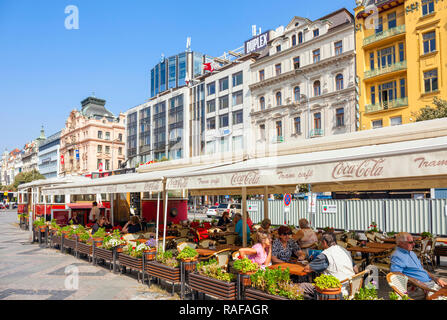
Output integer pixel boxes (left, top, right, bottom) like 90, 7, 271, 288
232, 251, 240, 260
225, 234, 237, 245
346, 239, 358, 248
177, 241, 198, 252
366, 233, 376, 242
386, 272, 438, 300
370, 252, 392, 276
199, 239, 216, 249
337, 240, 348, 248
215, 251, 231, 270
419, 238, 436, 271
340, 269, 371, 299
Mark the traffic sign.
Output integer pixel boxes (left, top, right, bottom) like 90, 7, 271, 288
308, 193, 317, 214
284, 193, 292, 207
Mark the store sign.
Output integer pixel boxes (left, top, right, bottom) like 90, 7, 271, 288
247, 203, 258, 212
322, 204, 337, 214
245, 31, 269, 54
75, 149, 79, 160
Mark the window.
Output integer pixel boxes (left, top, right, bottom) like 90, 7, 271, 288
219, 77, 229, 91
336, 108, 344, 127
334, 41, 343, 55
232, 91, 243, 106
400, 79, 406, 98
259, 70, 265, 81
219, 114, 229, 128
207, 117, 216, 130
232, 72, 243, 87
370, 52, 375, 70
105, 159, 110, 171
219, 95, 229, 110
98, 131, 103, 139
423, 31, 436, 54
206, 141, 216, 155
219, 137, 230, 153
207, 99, 216, 113
377, 46, 396, 68
118, 160, 122, 168
372, 119, 383, 129
276, 120, 282, 137
294, 117, 301, 134
371, 86, 376, 105
298, 32, 303, 43
260, 124, 266, 140
232, 110, 243, 125
293, 57, 300, 69
398, 43, 405, 61
390, 116, 402, 126
336, 74, 344, 91
314, 113, 321, 129
97, 145, 102, 153
105, 146, 110, 154
232, 136, 243, 151
294, 86, 300, 102
424, 69, 438, 93
375, 17, 383, 33
313, 29, 319, 37
292, 35, 297, 46
422, 0, 435, 16
105, 132, 110, 140
118, 133, 123, 142
97, 159, 102, 169
276, 92, 282, 106
379, 81, 397, 105
276, 45, 281, 52
313, 80, 321, 96
118, 147, 122, 155
313, 49, 320, 63
260, 97, 266, 110
388, 12, 396, 29
207, 82, 216, 95
275, 64, 282, 76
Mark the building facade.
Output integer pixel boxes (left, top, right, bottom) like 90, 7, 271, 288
355, 0, 447, 130
59, 97, 126, 176
38, 131, 61, 179
249, 9, 357, 154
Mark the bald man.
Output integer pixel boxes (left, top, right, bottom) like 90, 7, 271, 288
390, 232, 446, 299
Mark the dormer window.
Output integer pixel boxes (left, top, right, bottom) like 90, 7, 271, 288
313, 29, 319, 37
276, 45, 281, 52
292, 35, 297, 46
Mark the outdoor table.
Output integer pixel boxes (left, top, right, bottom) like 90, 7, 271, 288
195, 248, 217, 256
365, 242, 396, 250
347, 246, 387, 265
436, 238, 447, 244
427, 288, 447, 300
268, 262, 308, 276
216, 244, 242, 252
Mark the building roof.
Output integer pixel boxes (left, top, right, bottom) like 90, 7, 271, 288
80, 97, 115, 120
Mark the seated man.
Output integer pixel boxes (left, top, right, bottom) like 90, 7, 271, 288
390, 232, 446, 299
299, 232, 358, 299
91, 216, 112, 234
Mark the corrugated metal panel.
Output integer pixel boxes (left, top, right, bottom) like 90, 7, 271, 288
385, 200, 430, 234
314, 200, 345, 230
431, 199, 447, 236
345, 200, 384, 232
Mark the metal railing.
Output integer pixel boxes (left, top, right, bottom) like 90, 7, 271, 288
272, 135, 284, 143
364, 60, 407, 79
310, 129, 324, 137
363, 25, 406, 46
365, 97, 408, 113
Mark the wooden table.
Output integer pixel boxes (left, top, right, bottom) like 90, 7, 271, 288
216, 244, 242, 252
347, 246, 388, 265
196, 248, 217, 256
268, 262, 308, 276
365, 242, 396, 250
427, 288, 447, 300
436, 238, 447, 244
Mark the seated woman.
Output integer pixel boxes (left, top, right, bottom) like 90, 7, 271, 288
91, 216, 112, 234
217, 211, 231, 227
239, 232, 272, 269
293, 218, 318, 249
123, 215, 142, 234
259, 218, 271, 233
68, 212, 81, 225
272, 226, 305, 264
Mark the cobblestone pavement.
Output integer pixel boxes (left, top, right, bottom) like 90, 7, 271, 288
0, 210, 179, 300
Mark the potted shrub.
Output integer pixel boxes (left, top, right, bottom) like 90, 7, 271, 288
146, 250, 181, 285
143, 238, 158, 261
76, 231, 93, 258
348, 282, 383, 300
233, 257, 259, 286
177, 247, 199, 271
367, 222, 380, 233
421, 232, 433, 239
246, 267, 304, 300
313, 274, 342, 300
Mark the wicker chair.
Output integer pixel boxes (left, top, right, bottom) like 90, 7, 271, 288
337, 240, 348, 248
419, 238, 436, 271
387, 272, 439, 300
232, 251, 240, 260
225, 234, 237, 245
340, 269, 372, 299
199, 239, 216, 249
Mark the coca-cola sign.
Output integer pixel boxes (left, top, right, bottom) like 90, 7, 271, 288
168, 177, 189, 189
332, 159, 385, 180
230, 171, 260, 186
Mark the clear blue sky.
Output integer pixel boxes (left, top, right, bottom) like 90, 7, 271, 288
0, 0, 354, 152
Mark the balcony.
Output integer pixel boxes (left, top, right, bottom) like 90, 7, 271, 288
365, 97, 408, 114
363, 25, 406, 47
310, 129, 324, 138
272, 136, 284, 143
364, 61, 407, 79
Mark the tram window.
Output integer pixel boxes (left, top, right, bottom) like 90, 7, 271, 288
54, 195, 65, 204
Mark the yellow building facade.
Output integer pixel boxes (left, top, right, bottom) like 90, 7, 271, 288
355, 0, 447, 130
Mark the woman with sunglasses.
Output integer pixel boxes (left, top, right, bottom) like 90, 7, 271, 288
271, 226, 306, 264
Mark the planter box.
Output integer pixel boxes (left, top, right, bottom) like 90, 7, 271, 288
145, 261, 181, 284
95, 247, 114, 262
51, 234, 62, 247
244, 287, 289, 300
118, 253, 143, 271
63, 237, 77, 250
77, 241, 93, 256
188, 272, 237, 300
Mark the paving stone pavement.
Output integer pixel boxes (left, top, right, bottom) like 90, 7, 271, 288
0, 210, 179, 300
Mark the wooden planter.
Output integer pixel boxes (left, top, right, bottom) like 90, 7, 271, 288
63, 236, 77, 250
244, 287, 289, 300
95, 246, 114, 262
51, 234, 62, 247
181, 258, 198, 272
77, 241, 93, 256
239, 271, 255, 287
118, 253, 143, 271
315, 287, 342, 300
145, 261, 181, 284
144, 250, 157, 261
188, 272, 237, 300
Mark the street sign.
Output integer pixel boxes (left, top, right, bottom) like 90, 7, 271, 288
284, 193, 292, 207
308, 193, 317, 214
322, 204, 337, 214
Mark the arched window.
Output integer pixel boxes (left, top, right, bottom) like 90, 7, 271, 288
298, 32, 303, 43
276, 92, 282, 106
292, 35, 297, 46
313, 81, 321, 96
260, 97, 265, 110
294, 86, 301, 102
336, 74, 344, 91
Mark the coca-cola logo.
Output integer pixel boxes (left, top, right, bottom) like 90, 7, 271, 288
332, 159, 384, 179
168, 178, 188, 189
231, 171, 260, 186
144, 181, 161, 191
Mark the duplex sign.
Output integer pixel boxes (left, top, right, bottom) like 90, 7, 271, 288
245, 31, 269, 54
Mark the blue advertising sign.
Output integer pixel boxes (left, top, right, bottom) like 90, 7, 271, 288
75, 149, 79, 160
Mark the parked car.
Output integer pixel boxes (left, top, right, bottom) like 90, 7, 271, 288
216, 203, 241, 217
206, 206, 219, 218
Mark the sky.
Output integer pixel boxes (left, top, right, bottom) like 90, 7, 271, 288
0, 0, 355, 152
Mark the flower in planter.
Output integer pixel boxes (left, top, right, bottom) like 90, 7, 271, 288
145, 238, 157, 249
367, 222, 379, 233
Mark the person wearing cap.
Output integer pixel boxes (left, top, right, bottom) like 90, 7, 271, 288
272, 225, 306, 264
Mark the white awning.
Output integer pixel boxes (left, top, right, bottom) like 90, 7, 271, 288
165, 136, 447, 190
17, 176, 90, 191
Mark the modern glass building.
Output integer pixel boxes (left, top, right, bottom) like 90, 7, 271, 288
38, 131, 61, 179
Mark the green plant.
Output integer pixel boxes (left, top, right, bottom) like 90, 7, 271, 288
233, 258, 259, 274
78, 232, 91, 243
196, 259, 235, 282
250, 267, 304, 300
92, 227, 106, 239
102, 232, 126, 250
323, 226, 334, 233
387, 231, 397, 237
313, 274, 341, 290
421, 232, 433, 238
177, 247, 198, 260
33, 217, 45, 227
156, 250, 179, 268
351, 283, 382, 300
123, 243, 150, 258
389, 291, 410, 300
